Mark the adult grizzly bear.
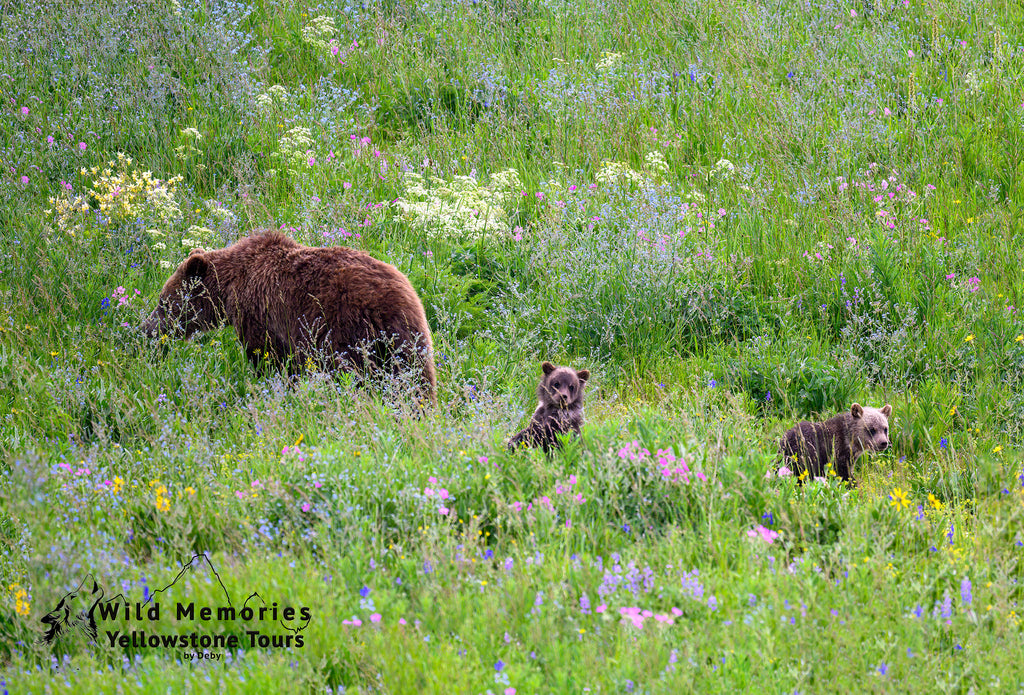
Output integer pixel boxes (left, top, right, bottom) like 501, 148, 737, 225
142, 231, 436, 405
778, 403, 892, 483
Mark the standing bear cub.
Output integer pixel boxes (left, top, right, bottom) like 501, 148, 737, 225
508, 362, 590, 452
778, 403, 892, 483
142, 231, 436, 404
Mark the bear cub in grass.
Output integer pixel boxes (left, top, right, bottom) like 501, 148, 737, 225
142, 231, 436, 404
778, 403, 892, 483
508, 362, 590, 452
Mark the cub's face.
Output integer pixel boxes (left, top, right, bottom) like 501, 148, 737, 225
141, 250, 220, 339
851, 403, 892, 453
538, 361, 590, 410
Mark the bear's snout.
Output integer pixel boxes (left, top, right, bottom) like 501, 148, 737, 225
877, 440, 889, 451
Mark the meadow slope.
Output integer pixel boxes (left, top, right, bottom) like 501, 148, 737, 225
1, 0, 1024, 691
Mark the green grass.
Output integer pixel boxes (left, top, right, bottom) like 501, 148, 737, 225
2, 0, 1024, 691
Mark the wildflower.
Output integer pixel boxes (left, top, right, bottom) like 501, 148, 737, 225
889, 487, 910, 511
964, 335, 974, 342
993, 445, 1003, 453
494, 660, 505, 672
154, 484, 171, 513
940, 438, 948, 449
747, 525, 779, 544
370, 613, 382, 623
960, 577, 972, 606
359, 586, 370, 598
928, 493, 942, 510
10, 584, 30, 617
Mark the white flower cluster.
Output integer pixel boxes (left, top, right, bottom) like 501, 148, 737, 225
301, 15, 337, 52
595, 160, 644, 187
276, 126, 315, 172
181, 225, 218, 250
708, 158, 735, 181
393, 169, 522, 240
595, 151, 671, 188
255, 85, 290, 114
596, 51, 624, 72
175, 127, 204, 162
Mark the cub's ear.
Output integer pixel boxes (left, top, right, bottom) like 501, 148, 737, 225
182, 252, 208, 278
850, 403, 864, 419
576, 369, 590, 383
880, 404, 892, 418
541, 361, 556, 375
188, 247, 205, 257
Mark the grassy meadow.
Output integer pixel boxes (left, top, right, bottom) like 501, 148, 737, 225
2, 0, 1024, 691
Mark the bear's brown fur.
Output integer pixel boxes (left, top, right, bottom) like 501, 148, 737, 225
778, 403, 892, 483
142, 231, 436, 404
508, 362, 590, 452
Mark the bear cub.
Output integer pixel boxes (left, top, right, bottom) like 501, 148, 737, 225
778, 403, 892, 483
508, 362, 590, 452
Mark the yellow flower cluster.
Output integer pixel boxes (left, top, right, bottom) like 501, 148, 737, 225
393, 169, 522, 240
45, 153, 183, 241
150, 480, 172, 513
8, 583, 30, 617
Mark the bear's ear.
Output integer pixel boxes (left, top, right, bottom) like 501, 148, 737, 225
881, 404, 892, 418
188, 247, 205, 257
541, 361, 556, 375
850, 403, 864, 419
576, 369, 590, 383
182, 252, 208, 278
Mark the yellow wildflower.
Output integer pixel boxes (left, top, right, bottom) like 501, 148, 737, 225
889, 487, 910, 511
9, 584, 30, 617
154, 484, 171, 513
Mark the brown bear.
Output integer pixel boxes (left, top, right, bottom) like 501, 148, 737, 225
142, 231, 436, 405
508, 362, 590, 452
778, 403, 892, 483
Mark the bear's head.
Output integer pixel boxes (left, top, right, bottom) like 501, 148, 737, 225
850, 403, 892, 455
537, 361, 590, 410
141, 249, 222, 339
